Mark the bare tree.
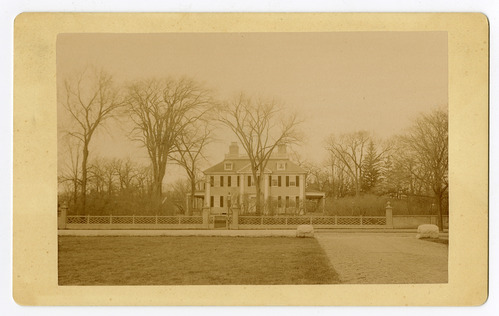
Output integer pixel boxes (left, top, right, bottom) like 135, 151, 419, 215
58, 137, 81, 213
115, 157, 138, 193
125, 78, 213, 211
171, 122, 212, 215
326, 131, 370, 197
399, 109, 448, 231
60, 67, 123, 212
217, 93, 302, 214
326, 132, 391, 197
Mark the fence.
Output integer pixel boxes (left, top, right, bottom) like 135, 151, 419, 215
63, 214, 387, 230
59, 204, 448, 230
237, 215, 386, 229
65, 215, 205, 230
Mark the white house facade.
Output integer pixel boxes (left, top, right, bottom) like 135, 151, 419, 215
200, 142, 324, 215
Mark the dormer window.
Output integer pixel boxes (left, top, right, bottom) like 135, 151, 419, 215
224, 162, 233, 171
277, 162, 286, 171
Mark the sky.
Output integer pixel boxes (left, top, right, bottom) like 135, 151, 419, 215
57, 32, 447, 185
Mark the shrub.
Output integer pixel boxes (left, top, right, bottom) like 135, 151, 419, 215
324, 194, 437, 216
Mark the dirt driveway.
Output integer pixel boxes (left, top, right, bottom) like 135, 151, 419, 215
315, 232, 448, 284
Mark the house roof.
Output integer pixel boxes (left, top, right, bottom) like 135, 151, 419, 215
203, 158, 307, 174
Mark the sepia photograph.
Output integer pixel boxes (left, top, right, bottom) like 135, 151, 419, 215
11, 12, 489, 307
56, 32, 448, 285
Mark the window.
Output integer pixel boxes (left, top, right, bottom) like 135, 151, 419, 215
296, 175, 300, 187
285, 196, 289, 208
220, 196, 224, 207
237, 175, 240, 187
268, 175, 271, 185
289, 176, 296, 186
248, 175, 252, 187
210, 196, 214, 207
220, 176, 224, 187
278, 196, 282, 207
224, 162, 233, 170
286, 176, 289, 187
228, 176, 231, 187
278, 176, 282, 187
272, 176, 278, 187
277, 162, 286, 170
296, 196, 300, 207
210, 176, 214, 187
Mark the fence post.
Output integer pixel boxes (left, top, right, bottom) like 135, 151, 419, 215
59, 202, 68, 229
285, 217, 288, 226
385, 201, 393, 228
86, 214, 90, 224
110, 214, 113, 224
310, 216, 313, 225
155, 215, 158, 225
335, 215, 337, 225
360, 215, 363, 226
261, 216, 264, 225
132, 215, 135, 224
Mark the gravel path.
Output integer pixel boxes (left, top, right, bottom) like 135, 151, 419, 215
315, 232, 448, 284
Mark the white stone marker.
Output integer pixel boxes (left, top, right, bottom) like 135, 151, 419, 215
416, 224, 439, 239
296, 224, 314, 238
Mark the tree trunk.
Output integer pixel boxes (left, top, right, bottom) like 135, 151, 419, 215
188, 179, 196, 216
81, 143, 89, 214
436, 193, 444, 232
254, 173, 261, 215
72, 179, 78, 215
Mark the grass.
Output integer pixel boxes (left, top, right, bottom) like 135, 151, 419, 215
58, 236, 340, 285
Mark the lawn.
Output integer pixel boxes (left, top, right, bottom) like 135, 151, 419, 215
58, 236, 339, 285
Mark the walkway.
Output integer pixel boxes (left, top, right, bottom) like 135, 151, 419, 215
58, 229, 296, 237
315, 232, 448, 284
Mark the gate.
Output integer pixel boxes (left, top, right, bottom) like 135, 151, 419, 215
211, 215, 231, 229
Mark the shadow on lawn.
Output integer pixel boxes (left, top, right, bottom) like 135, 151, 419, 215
58, 236, 340, 285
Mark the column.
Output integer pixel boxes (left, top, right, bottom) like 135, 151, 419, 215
299, 174, 305, 205
239, 174, 244, 206
205, 175, 211, 208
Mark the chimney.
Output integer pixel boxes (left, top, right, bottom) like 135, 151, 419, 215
228, 142, 239, 157
277, 144, 287, 155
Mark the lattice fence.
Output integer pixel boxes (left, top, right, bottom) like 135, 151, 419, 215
180, 216, 203, 225
88, 216, 111, 224
66, 216, 87, 224
110, 216, 134, 224
311, 217, 336, 225
336, 217, 361, 225
65, 215, 388, 228
262, 217, 286, 225
239, 217, 261, 225
362, 217, 386, 225
286, 217, 311, 225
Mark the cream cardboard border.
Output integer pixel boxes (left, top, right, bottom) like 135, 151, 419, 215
13, 13, 488, 306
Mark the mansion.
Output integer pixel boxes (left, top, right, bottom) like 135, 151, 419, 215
195, 142, 325, 215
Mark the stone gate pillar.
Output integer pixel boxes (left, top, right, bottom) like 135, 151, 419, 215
385, 201, 393, 228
